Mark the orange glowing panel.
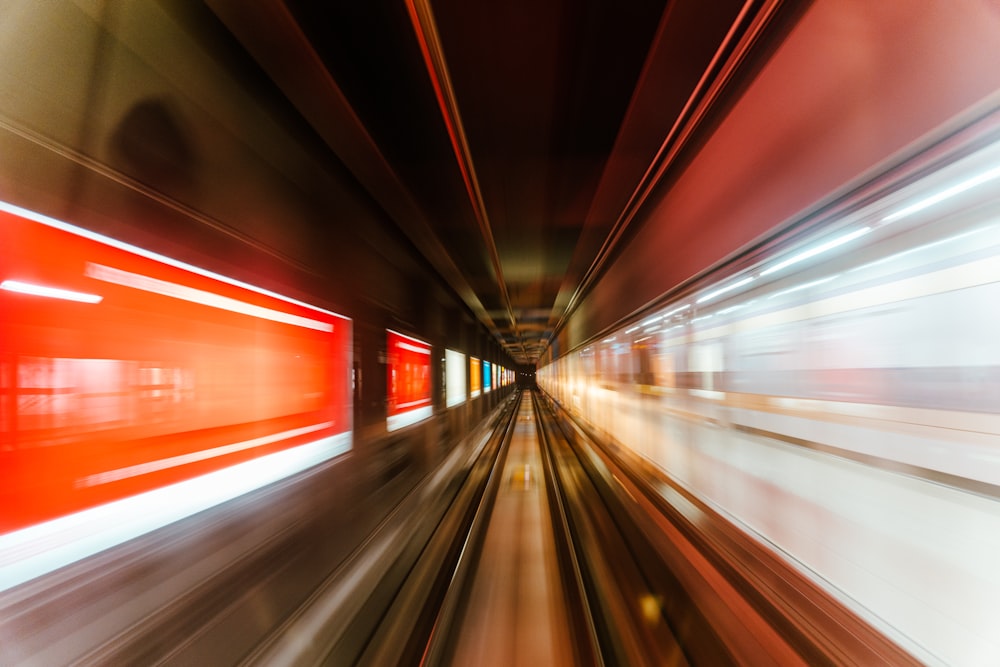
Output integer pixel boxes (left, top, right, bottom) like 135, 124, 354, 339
386, 330, 432, 431
470, 357, 481, 398
0, 202, 352, 538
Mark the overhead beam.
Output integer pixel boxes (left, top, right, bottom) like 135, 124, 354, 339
205, 0, 502, 337
404, 0, 529, 361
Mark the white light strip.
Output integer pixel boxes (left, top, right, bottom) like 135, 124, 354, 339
882, 164, 1000, 223
395, 398, 432, 410
663, 303, 691, 317
0, 432, 351, 592
397, 341, 431, 355
1, 279, 102, 303
760, 227, 871, 277
690, 253, 1000, 345
79, 421, 335, 486
0, 200, 347, 321
388, 329, 430, 349
767, 275, 839, 299
86, 263, 333, 332
850, 227, 990, 273
386, 405, 433, 432
696, 275, 755, 304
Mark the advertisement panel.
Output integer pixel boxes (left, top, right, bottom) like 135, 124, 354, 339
386, 329, 433, 431
483, 361, 492, 393
470, 357, 482, 398
0, 201, 352, 588
445, 349, 467, 407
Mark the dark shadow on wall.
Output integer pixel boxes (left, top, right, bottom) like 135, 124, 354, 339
112, 97, 198, 193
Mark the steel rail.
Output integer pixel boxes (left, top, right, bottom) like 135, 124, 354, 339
530, 389, 604, 667
354, 391, 521, 666
533, 392, 693, 665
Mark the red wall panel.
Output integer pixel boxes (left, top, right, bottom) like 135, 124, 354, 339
0, 206, 351, 533
386, 329, 432, 430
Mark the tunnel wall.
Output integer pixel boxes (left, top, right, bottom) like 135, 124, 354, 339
559, 0, 1000, 356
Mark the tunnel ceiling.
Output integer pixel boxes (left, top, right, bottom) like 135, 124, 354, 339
207, 0, 791, 365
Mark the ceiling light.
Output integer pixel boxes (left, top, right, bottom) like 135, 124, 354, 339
695, 275, 754, 304
882, 164, 1000, 223
760, 227, 870, 277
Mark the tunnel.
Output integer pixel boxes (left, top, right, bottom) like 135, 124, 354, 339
2, 1, 1000, 665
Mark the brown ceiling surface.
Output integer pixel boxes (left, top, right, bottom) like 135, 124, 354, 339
207, 0, 792, 365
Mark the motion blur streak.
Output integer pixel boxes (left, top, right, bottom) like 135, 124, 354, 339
79, 421, 336, 486
539, 128, 1000, 664
0, 432, 350, 593
1, 203, 353, 572
882, 163, 1000, 223
85, 263, 335, 332
0, 279, 103, 304
758, 226, 870, 276
0, 200, 344, 318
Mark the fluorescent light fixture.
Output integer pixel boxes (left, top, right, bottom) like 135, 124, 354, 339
849, 227, 989, 273
603, 337, 616, 343
716, 302, 749, 315
1, 279, 102, 303
663, 303, 690, 317
882, 164, 1000, 223
641, 314, 662, 327
696, 276, 755, 304
625, 326, 640, 334
767, 275, 839, 299
760, 227, 870, 277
